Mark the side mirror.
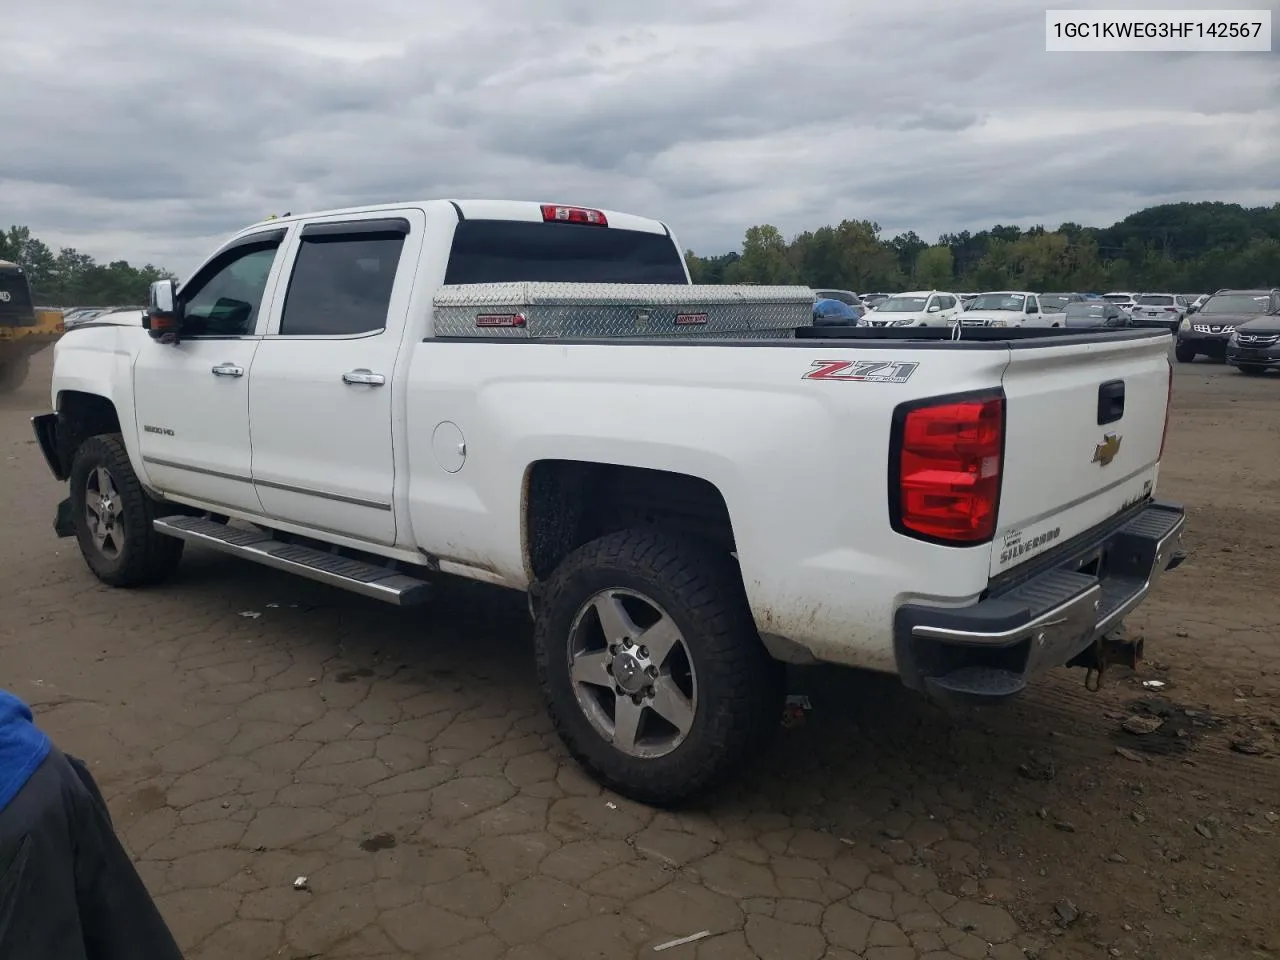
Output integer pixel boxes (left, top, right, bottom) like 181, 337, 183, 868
927, 303, 941, 312
144, 280, 181, 342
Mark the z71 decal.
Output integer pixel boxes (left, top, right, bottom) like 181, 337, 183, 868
803, 360, 920, 384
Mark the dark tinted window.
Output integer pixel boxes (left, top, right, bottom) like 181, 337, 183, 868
0, 265, 35, 323
443, 220, 687, 285
1137, 294, 1174, 306
280, 233, 406, 336
181, 242, 281, 337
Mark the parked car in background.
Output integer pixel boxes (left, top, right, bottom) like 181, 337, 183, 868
1063, 300, 1130, 330
1131, 293, 1190, 331
1039, 293, 1086, 315
1102, 292, 1139, 315
812, 289, 863, 309
62, 306, 145, 330
860, 290, 961, 327
1211, 289, 1280, 373
812, 297, 863, 326
860, 292, 890, 309
958, 291, 1051, 327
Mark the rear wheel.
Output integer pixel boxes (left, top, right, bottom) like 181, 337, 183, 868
1237, 364, 1267, 376
68, 434, 184, 586
1174, 342, 1197, 363
534, 529, 784, 806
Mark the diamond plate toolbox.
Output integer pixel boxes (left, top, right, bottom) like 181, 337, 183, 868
431, 282, 815, 339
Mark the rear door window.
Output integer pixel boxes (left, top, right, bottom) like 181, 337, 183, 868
279, 227, 407, 337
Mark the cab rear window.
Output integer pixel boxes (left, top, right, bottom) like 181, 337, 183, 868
444, 220, 688, 285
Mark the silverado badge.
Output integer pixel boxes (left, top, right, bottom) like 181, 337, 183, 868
1092, 433, 1122, 467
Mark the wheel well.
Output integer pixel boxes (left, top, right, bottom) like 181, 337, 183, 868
56, 391, 121, 473
524, 461, 737, 581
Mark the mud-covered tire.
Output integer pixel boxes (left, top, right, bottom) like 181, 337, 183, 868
0, 357, 30, 394
534, 528, 785, 806
68, 433, 184, 586
1174, 342, 1197, 363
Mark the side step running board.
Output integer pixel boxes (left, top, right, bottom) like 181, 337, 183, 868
153, 516, 432, 606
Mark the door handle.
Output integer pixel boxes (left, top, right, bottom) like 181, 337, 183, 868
342, 369, 385, 386
211, 363, 244, 377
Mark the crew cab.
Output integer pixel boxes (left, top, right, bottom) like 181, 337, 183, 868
32, 199, 1186, 804
959, 291, 1053, 327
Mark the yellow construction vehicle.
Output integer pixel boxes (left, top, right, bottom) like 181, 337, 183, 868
0, 259, 62, 393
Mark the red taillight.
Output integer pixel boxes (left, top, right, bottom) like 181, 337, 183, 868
540, 204, 608, 226
1159, 360, 1173, 459
893, 393, 1004, 544
1164, 307, 1177, 313
475, 313, 526, 328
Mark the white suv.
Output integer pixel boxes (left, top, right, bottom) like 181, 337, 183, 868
1131, 293, 1191, 331
860, 290, 961, 327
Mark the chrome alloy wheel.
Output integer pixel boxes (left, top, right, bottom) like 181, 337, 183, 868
85, 465, 125, 559
566, 588, 697, 760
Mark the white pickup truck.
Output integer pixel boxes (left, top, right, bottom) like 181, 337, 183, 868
960, 291, 1052, 328
33, 199, 1186, 804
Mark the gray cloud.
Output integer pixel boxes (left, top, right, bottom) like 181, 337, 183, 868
1, 0, 1275, 275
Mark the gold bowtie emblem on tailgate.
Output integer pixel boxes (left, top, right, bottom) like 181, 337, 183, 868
1092, 433, 1122, 466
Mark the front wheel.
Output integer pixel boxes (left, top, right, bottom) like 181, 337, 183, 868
534, 529, 784, 806
1174, 342, 1197, 363
68, 434, 184, 586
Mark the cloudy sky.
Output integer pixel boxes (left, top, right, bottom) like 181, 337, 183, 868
2, 0, 1277, 274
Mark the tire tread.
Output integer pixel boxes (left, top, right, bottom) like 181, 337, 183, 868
69, 433, 184, 587
534, 527, 783, 806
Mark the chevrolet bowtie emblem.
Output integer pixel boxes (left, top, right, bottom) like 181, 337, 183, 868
1092, 433, 1122, 467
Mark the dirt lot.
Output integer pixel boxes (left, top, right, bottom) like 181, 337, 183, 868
1, 346, 1277, 960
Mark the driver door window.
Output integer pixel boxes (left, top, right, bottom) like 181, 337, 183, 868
181, 242, 281, 337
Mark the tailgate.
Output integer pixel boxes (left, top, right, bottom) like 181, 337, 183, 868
992, 333, 1171, 577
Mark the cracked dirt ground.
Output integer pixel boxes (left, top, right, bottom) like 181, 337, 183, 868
2, 348, 1277, 960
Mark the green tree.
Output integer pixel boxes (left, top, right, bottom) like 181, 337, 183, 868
914, 246, 953, 288
0, 224, 173, 305
724, 225, 798, 285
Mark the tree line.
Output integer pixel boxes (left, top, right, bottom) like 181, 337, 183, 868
685, 201, 1280, 294
5, 200, 1279, 306
0, 225, 173, 307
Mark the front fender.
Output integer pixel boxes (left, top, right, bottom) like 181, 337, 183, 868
49, 328, 146, 484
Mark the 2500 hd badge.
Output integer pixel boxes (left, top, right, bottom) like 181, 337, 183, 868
999, 524, 1062, 566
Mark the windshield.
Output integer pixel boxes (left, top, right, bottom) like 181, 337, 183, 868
968, 293, 1025, 311
875, 296, 928, 312
1065, 303, 1106, 317
1040, 295, 1073, 311
1137, 294, 1174, 306
444, 220, 688, 284
1201, 294, 1272, 315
